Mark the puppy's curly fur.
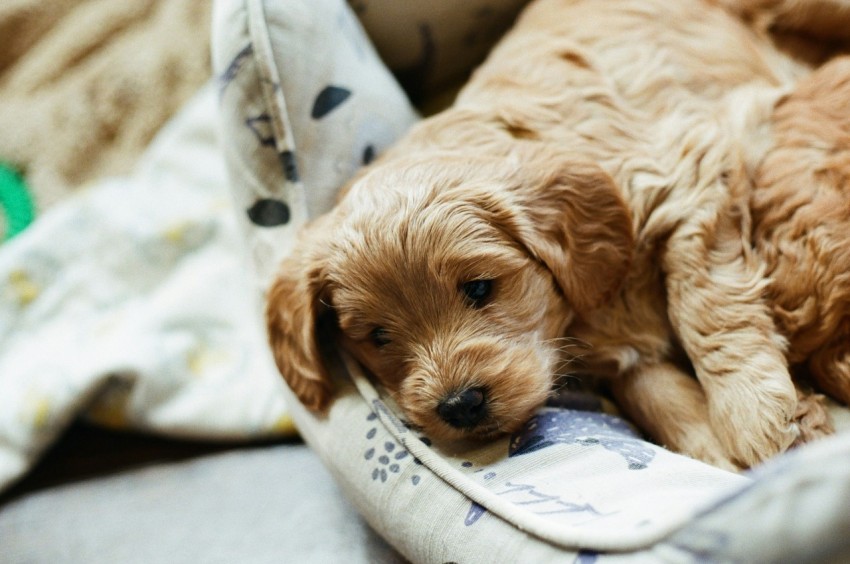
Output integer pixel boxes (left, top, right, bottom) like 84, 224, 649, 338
752, 56, 850, 405
266, 0, 850, 469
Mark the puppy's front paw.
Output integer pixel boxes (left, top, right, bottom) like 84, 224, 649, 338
709, 380, 799, 467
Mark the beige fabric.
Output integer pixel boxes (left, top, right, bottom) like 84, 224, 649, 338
0, 0, 212, 212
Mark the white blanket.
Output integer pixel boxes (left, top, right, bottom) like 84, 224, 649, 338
0, 84, 294, 492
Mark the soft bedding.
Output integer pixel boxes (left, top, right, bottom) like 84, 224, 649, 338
0, 85, 294, 492
0, 3, 266, 494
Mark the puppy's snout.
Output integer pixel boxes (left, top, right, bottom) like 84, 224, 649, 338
437, 387, 488, 429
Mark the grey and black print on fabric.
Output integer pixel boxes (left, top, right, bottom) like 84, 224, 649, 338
212, 0, 417, 289
363, 410, 425, 486
510, 410, 656, 470
459, 409, 652, 529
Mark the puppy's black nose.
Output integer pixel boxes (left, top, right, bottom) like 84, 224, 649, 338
437, 387, 487, 429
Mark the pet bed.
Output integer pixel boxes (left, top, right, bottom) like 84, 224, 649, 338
212, 0, 850, 562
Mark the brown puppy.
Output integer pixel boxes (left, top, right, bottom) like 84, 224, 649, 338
266, 0, 842, 470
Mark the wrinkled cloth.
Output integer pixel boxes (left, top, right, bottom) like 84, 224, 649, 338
0, 84, 295, 494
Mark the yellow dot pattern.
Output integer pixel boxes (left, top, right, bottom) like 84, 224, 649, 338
9, 270, 39, 305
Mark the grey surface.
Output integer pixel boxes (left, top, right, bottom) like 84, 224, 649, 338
0, 445, 406, 564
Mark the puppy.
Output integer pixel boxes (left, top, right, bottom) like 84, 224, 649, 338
266, 0, 841, 469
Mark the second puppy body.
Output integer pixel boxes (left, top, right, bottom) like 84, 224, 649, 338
266, 0, 846, 469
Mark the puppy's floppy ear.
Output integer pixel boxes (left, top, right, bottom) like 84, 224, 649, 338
503, 150, 633, 313
265, 238, 333, 411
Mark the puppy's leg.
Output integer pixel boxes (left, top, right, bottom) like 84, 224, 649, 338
611, 362, 739, 471
664, 200, 798, 467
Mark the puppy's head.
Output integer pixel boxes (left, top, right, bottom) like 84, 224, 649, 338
266, 146, 632, 440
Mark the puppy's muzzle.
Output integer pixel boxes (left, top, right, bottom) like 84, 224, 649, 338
437, 387, 488, 429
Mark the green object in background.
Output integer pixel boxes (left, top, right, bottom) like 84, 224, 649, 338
0, 162, 36, 241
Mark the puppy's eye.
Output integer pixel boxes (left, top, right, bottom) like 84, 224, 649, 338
370, 327, 390, 347
461, 279, 493, 308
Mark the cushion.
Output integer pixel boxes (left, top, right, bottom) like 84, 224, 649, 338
212, 0, 850, 561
